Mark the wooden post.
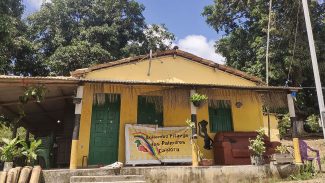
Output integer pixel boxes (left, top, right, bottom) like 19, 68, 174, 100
190, 90, 199, 167
0, 171, 6, 183
18, 166, 32, 183
287, 92, 302, 164
70, 86, 84, 169
29, 166, 42, 183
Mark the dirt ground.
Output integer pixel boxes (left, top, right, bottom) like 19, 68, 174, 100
281, 136, 325, 160
276, 136, 325, 182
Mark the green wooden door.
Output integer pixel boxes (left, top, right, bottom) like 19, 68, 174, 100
88, 94, 120, 165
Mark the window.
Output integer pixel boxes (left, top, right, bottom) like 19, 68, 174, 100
137, 95, 163, 126
209, 100, 233, 133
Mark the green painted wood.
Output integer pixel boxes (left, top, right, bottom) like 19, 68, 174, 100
137, 96, 163, 126
209, 100, 233, 133
88, 94, 120, 165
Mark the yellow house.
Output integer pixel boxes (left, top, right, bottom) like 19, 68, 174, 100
64, 49, 297, 168
263, 113, 280, 141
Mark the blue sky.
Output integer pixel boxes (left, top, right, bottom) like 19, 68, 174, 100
137, 0, 220, 40
23, 0, 225, 63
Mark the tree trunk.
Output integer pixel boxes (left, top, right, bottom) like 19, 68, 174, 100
25, 129, 30, 142
296, 120, 306, 136
11, 125, 17, 139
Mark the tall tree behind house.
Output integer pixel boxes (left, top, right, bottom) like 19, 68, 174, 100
203, 0, 325, 115
0, 0, 174, 76
25, 0, 174, 76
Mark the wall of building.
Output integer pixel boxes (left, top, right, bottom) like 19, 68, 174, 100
85, 55, 257, 86
263, 114, 280, 141
76, 83, 264, 167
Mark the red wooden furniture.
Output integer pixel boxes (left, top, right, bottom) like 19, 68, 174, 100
213, 132, 280, 165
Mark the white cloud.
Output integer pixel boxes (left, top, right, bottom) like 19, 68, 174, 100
25, 0, 51, 9
175, 35, 225, 64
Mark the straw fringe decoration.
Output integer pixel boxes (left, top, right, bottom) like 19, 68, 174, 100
209, 100, 231, 108
88, 83, 288, 110
140, 87, 190, 111
260, 91, 287, 109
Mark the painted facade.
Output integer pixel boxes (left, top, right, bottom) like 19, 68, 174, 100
74, 51, 268, 167
263, 114, 280, 141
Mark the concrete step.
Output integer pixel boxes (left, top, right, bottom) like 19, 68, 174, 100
77, 182, 146, 183
70, 175, 146, 183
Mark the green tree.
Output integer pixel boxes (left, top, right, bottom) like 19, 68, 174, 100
0, 0, 24, 74
203, 0, 325, 115
26, 0, 174, 76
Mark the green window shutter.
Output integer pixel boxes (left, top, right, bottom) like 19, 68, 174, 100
137, 96, 163, 126
209, 100, 233, 133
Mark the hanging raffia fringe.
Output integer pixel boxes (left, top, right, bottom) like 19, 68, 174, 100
144, 95, 163, 112
198, 88, 260, 105
139, 87, 190, 111
260, 91, 288, 110
160, 87, 189, 110
208, 99, 231, 108
94, 93, 106, 105
88, 83, 288, 110
90, 83, 106, 106
90, 83, 127, 105
89, 83, 104, 93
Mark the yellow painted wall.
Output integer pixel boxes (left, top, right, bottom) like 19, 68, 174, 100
85, 55, 257, 86
77, 84, 264, 167
263, 114, 280, 141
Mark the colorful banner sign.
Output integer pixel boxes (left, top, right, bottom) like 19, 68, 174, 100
125, 124, 192, 165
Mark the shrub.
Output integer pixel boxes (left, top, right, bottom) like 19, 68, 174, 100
21, 139, 42, 165
249, 129, 266, 156
275, 144, 289, 154
0, 138, 23, 162
305, 114, 320, 133
278, 113, 291, 138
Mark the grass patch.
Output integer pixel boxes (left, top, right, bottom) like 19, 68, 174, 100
287, 162, 316, 181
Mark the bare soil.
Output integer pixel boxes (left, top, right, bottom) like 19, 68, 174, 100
275, 136, 325, 182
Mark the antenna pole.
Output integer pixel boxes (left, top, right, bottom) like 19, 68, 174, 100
266, 0, 272, 86
302, 0, 325, 140
147, 49, 152, 76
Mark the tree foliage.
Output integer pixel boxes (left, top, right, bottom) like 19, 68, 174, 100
203, 0, 325, 115
23, 0, 174, 76
305, 114, 320, 132
0, 0, 26, 74
0, 0, 175, 76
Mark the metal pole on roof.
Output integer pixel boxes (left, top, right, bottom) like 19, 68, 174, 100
266, 0, 272, 86
147, 49, 152, 76
302, 0, 325, 140
265, 0, 272, 138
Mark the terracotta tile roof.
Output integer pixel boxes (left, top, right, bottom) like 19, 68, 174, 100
70, 49, 264, 84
